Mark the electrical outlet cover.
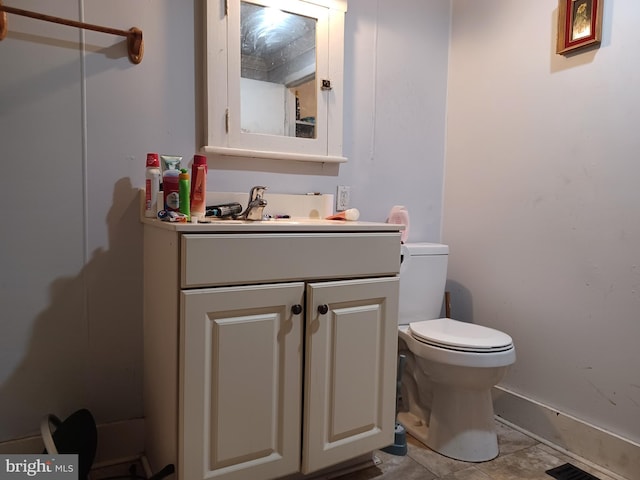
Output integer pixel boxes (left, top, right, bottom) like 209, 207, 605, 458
336, 185, 350, 211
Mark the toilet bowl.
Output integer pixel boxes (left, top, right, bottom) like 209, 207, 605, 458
397, 244, 516, 462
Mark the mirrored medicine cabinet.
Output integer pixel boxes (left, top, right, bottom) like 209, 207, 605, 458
202, 0, 348, 163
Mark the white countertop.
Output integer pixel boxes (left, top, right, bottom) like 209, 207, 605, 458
141, 216, 404, 233
140, 190, 405, 233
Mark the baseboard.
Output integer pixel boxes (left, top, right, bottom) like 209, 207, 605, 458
3, 401, 636, 480
0, 418, 144, 467
492, 386, 639, 480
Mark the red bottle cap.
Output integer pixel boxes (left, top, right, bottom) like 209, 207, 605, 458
193, 154, 207, 166
146, 153, 160, 167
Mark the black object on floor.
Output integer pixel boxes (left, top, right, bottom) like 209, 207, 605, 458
546, 463, 601, 480
42, 409, 97, 480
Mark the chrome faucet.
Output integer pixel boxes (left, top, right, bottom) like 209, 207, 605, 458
236, 186, 268, 220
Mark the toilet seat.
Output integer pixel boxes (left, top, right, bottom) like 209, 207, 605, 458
409, 318, 513, 353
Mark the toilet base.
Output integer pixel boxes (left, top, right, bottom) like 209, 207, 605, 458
397, 411, 429, 445
399, 384, 499, 462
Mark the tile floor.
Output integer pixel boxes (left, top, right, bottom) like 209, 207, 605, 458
337, 421, 623, 480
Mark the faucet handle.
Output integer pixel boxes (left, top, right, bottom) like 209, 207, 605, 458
249, 185, 267, 201
235, 185, 268, 220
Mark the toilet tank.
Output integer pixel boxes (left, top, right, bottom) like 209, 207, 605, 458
398, 243, 449, 325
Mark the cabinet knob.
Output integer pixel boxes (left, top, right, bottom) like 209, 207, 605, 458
291, 304, 303, 315
317, 304, 329, 315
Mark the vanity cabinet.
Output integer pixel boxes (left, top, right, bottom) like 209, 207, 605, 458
143, 225, 400, 480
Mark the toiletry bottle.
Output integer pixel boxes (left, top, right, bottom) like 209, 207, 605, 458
163, 168, 180, 211
179, 169, 191, 220
144, 153, 161, 218
161, 155, 182, 211
190, 154, 207, 220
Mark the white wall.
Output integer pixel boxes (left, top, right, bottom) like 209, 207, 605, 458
342, 0, 450, 241
444, 0, 640, 446
0, 0, 449, 442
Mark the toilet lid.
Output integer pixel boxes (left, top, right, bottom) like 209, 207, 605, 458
409, 318, 513, 352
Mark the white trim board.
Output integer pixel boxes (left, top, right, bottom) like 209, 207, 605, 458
493, 386, 639, 480
3, 393, 637, 480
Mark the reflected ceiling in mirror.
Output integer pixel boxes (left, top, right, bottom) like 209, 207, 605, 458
241, 2, 316, 84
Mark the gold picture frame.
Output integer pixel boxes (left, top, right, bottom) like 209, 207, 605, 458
556, 0, 603, 55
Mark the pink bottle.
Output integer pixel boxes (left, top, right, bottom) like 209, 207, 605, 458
388, 205, 410, 243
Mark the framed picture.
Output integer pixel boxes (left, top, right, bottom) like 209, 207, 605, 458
556, 0, 603, 55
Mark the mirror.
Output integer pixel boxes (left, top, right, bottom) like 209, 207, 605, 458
240, 2, 317, 139
203, 0, 347, 163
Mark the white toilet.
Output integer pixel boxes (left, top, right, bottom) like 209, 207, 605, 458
396, 243, 516, 462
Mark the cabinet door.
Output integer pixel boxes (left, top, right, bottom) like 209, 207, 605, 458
302, 277, 399, 474
181, 283, 304, 480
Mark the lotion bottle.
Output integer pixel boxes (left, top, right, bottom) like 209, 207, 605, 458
144, 153, 161, 218
190, 154, 207, 220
